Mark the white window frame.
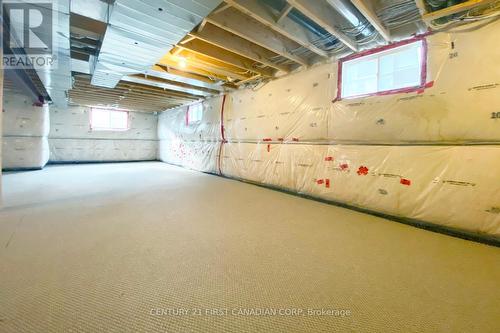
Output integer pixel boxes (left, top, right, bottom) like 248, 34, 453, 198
90, 107, 130, 131
337, 37, 428, 100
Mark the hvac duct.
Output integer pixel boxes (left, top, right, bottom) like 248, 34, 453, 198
36, 0, 72, 108
90, 0, 223, 88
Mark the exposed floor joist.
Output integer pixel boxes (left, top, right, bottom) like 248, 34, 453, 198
206, 7, 310, 67
225, 0, 329, 58
190, 23, 291, 74
161, 50, 253, 82
286, 0, 359, 52
69, 75, 200, 112
176, 37, 275, 78
147, 66, 226, 92
121, 76, 215, 98
351, 0, 391, 42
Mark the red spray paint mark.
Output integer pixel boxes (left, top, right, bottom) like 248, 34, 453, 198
263, 138, 272, 142
340, 163, 349, 171
316, 179, 324, 185
325, 179, 330, 188
292, 138, 299, 142
357, 166, 369, 176
400, 178, 412, 186
267, 144, 271, 152
325, 156, 334, 162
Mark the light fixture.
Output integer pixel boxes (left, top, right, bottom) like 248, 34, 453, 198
178, 57, 187, 69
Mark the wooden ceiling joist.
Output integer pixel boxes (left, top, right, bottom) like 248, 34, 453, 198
190, 24, 291, 74
206, 7, 309, 67
69, 75, 200, 112
122, 76, 210, 98
224, 0, 329, 58
159, 52, 254, 82
149, 65, 226, 91
351, 0, 391, 42
286, 0, 359, 52
176, 38, 275, 77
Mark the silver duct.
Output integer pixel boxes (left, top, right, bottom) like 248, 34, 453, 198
90, 0, 223, 88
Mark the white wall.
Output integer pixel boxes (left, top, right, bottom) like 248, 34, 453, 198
158, 20, 500, 239
2, 91, 50, 170
49, 106, 158, 162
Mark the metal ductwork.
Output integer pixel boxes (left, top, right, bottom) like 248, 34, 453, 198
90, 0, 223, 88
5, 0, 72, 107
36, 0, 72, 108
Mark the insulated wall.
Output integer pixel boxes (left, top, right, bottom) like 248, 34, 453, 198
158, 96, 223, 174
2, 91, 50, 170
158, 20, 500, 240
49, 106, 158, 162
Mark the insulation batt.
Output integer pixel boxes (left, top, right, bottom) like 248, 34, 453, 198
2, 137, 50, 170
2, 91, 50, 169
157, 19, 500, 239
49, 106, 158, 162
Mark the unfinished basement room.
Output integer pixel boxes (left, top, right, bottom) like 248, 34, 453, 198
1, 0, 499, 332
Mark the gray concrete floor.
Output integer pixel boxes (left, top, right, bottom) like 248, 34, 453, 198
0, 162, 499, 333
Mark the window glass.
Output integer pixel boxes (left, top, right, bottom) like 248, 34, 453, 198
91, 108, 129, 131
341, 40, 424, 99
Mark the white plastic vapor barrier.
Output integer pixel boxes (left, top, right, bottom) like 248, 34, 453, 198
2, 94, 50, 137
49, 139, 158, 162
2, 137, 50, 170
220, 143, 500, 237
157, 19, 500, 240
158, 140, 219, 174
2, 91, 50, 170
49, 106, 159, 162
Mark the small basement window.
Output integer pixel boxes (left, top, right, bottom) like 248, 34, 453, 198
90, 108, 129, 131
187, 103, 203, 125
339, 39, 426, 99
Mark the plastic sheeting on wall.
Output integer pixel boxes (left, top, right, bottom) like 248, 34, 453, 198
50, 106, 158, 140
2, 91, 50, 170
220, 142, 500, 237
157, 19, 500, 240
2, 137, 50, 170
49, 139, 158, 162
2, 92, 50, 137
223, 20, 500, 144
158, 96, 223, 142
49, 105, 159, 162
158, 140, 219, 174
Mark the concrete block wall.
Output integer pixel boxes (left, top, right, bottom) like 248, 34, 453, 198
158, 20, 500, 240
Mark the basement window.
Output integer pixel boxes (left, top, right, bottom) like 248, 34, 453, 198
90, 108, 129, 131
339, 38, 427, 99
187, 103, 203, 126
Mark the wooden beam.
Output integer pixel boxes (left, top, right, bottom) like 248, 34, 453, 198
351, 0, 391, 42
277, 4, 293, 23
177, 38, 275, 77
206, 7, 309, 66
148, 65, 226, 91
286, 0, 358, 51
190, 23, 291, 73
422, 0, 497, 22
158, 54, 250, 82
212, 3, 232, 15
122, 76, 212, 97
177, 51, 253, 81
225, 0, 328, 58
235, 74, 262, 86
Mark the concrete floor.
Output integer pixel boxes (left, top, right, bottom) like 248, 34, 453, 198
0, 162, 499, 333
